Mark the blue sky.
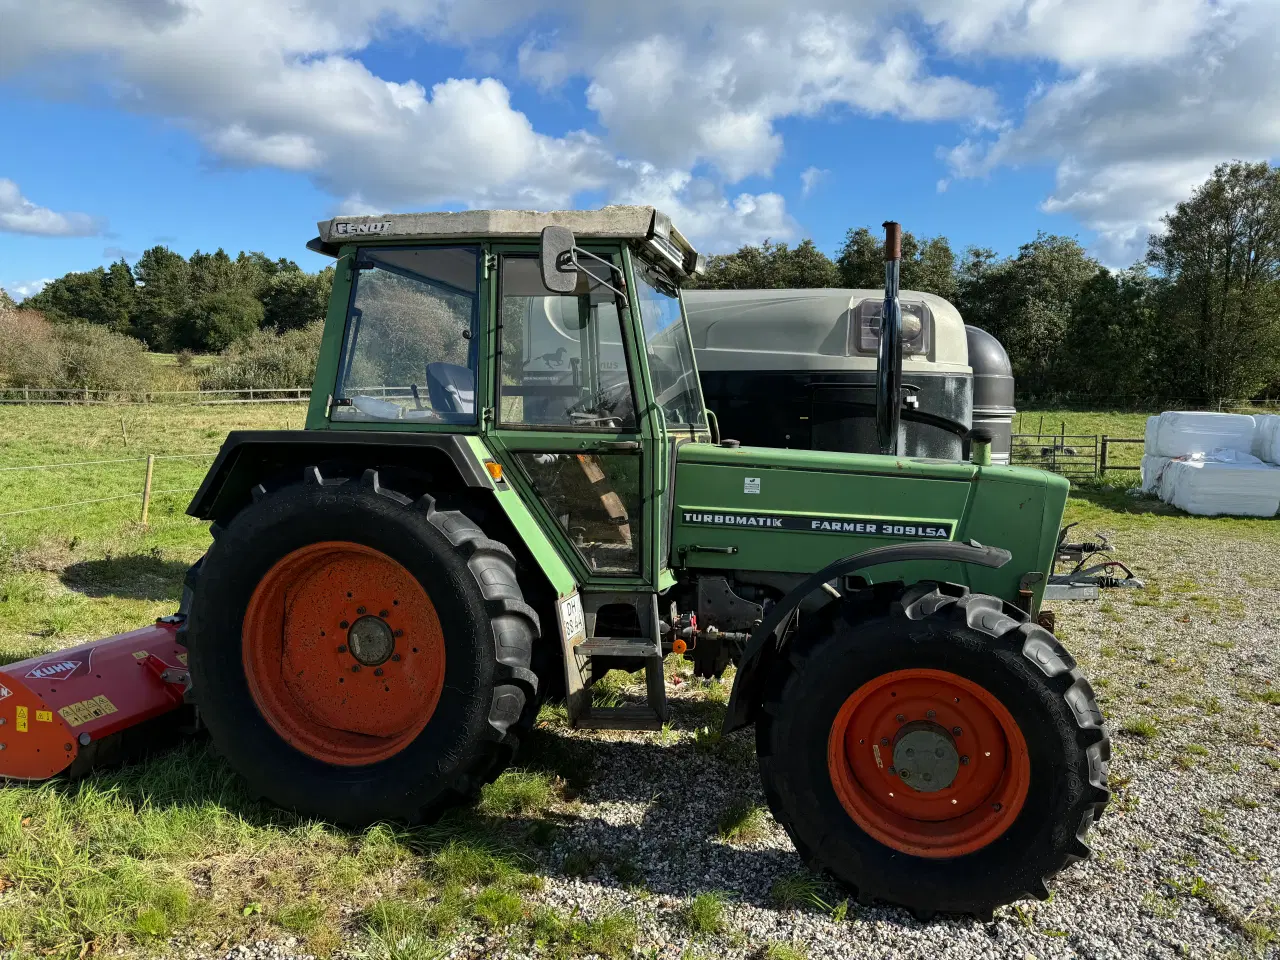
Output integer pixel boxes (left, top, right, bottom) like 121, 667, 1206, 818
1, 0, 1276, 300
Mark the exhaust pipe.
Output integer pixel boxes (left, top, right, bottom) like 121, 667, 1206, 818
876, 220, 904, 456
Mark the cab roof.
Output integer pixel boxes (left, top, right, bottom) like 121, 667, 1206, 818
308, 205, 699, 267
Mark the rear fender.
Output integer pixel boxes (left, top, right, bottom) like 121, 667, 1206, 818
188, 431, 493, 525
723, 541, 1012, 733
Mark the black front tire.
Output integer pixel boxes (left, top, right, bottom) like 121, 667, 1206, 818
186, 468, 539, 825
756, 583, 1110, 917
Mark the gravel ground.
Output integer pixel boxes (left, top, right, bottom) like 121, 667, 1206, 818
180, 518, 1280, 960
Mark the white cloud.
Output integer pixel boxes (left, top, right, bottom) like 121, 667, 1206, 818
0, 178, 103, 237
4, 279, 53, 301
939, 0, 1280, 264
6, 0, 1262, 261
0, 0, 1008, 251
800, 167, 828, 197
916, 0, 1215, 67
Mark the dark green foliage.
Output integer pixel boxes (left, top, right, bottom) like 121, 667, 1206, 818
836, 226, 957, 299
691, 238, 840, 289
30, 244, 332, 353
1147, 161, 1280, 402
198, 323, 324, 391
954, 233, 1099, 400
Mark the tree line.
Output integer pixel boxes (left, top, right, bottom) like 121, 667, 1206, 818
692, 161, 1280, 406
23, 247, 334, 353
9, 161, 1280, 404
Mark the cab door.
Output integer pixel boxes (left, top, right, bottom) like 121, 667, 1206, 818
484, 245, 657, 590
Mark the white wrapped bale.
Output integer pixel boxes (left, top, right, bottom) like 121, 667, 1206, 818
1140, 455, 1173, 495
1161, 458, 1280, 517
1146, 411, 1255, 458
1252, 414, 1280, 465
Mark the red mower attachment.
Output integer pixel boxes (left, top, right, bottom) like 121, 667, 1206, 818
0, 619, 190, 781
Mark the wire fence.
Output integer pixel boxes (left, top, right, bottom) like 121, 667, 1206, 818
0, 387, 311, 405
0, 452, 216, 521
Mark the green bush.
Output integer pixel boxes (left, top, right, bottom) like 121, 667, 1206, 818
199, 322, 323, 391
0, 306, 61, 388
56, 321, 153, 391
0, 307, 152, 392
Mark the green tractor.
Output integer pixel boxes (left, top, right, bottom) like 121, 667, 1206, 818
1, 207, 1108, 918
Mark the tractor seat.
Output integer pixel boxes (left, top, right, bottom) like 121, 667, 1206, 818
426, 362, 476, 421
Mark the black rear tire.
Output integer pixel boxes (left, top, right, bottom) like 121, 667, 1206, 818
187, 468, 539, 825
756, 583, 1109, 917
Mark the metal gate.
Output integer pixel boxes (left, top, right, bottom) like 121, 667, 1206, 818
1010, 433, 1100, 480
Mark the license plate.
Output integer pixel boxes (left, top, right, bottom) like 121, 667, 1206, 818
558, 593, 586, 646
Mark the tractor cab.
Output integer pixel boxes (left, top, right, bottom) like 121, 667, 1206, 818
303, 207, 710, 595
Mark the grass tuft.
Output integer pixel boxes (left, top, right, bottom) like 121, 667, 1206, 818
1122, 717, 1159, 739
717, 798, 770, 844
681, 891, 729, 936
478, 769, 558, 817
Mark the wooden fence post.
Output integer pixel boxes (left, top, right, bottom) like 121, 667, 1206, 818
141, 454, 155, 525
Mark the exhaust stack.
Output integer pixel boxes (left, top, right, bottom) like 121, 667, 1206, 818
877, 220, 904, 456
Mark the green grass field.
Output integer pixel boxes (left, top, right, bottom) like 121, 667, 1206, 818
1, 403, 1277, 958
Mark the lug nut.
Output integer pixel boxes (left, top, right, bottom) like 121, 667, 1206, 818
391, 654, 401, 662
379, 609, 389, 618
395, 629, 404, 637
896, 714, 905, 723
900, 769, 910, 779
888, 765, 897, 775
340, 620, 349, 629
374, 668, 383, 677
356, 606, 366, 615
351, 665, 361, 673
952, 726, 962, 736
926, 709, 936, 719
960, 755, 970, 765
337, 644, 347, 653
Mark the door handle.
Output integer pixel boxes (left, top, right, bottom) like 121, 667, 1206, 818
590, 441, 640, 451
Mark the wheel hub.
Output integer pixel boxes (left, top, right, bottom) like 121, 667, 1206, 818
826, 668, 1031, 858
242, 541, 446, 766
348, 615, 395, 666
892, 722, 960, 793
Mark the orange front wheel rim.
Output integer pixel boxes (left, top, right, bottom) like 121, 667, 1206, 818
243, 541, 446, 766
827, 668, 1030, 858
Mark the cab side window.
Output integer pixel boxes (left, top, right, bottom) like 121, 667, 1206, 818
497, 255, 635, 430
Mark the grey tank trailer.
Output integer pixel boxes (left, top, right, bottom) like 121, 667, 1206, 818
683, 287, 1014, 464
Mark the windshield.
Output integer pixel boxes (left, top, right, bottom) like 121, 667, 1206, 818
633, 260, 705, 429
333, 246, 479, 423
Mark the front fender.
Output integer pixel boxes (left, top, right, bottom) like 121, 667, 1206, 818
722, 540, 1011, 733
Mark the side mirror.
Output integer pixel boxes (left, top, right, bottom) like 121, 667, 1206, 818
540, 225, 579, 294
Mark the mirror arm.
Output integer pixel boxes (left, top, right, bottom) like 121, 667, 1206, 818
565, 247, 629, 306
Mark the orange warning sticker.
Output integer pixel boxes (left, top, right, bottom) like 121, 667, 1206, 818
16, 706, 28, 733
35, 710, 52, 723
57, 695, 118, 728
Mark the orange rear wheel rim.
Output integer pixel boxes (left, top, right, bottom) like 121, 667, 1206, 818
826, 668, 1030, 858
243, 541, 445, 766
